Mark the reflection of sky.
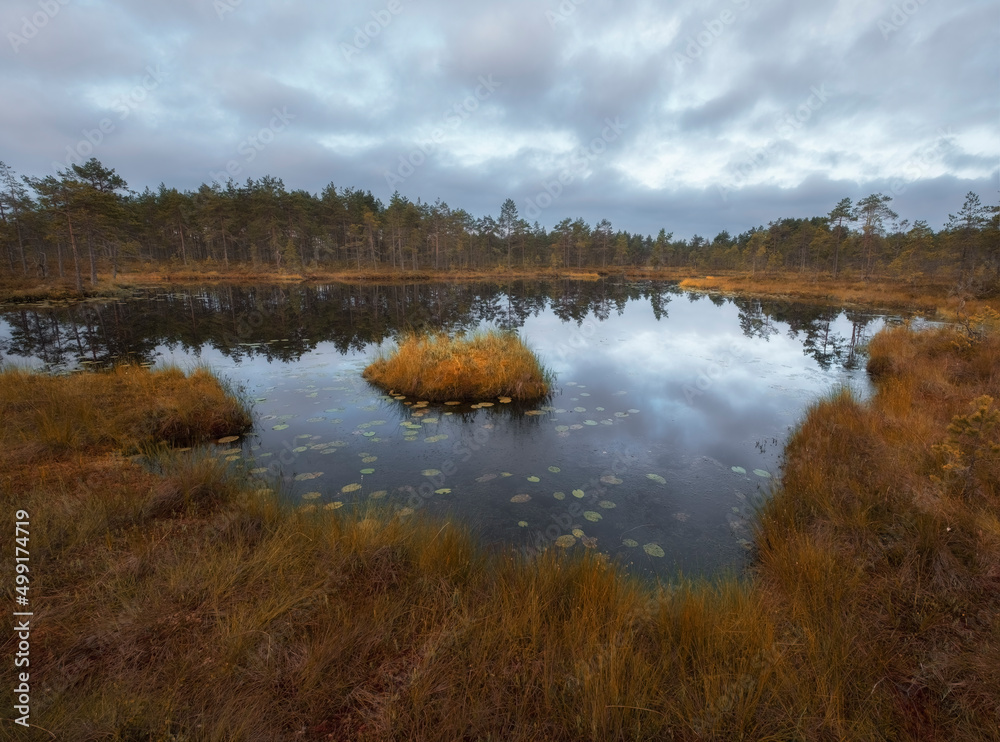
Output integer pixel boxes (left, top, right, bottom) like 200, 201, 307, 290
0, 289, 879, 581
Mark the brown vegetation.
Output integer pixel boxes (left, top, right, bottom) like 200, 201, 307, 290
2, 319, 998, 739
362, 329, 552, 402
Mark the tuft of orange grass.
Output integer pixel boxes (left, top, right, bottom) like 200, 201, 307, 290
362, 329, 551, 402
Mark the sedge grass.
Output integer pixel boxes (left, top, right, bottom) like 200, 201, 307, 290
363, 329, 552, 402
3, 323, 999, 740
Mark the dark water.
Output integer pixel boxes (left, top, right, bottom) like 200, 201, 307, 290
0, 280, 891, 579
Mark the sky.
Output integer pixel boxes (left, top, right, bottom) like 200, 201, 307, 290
1, 0, 998, 240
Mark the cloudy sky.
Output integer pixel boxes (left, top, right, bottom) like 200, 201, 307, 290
1, 0, 997, 239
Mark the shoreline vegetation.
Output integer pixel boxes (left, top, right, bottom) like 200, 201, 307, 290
362, 330, 551, 402
1, 267, 998, 319
2, 316, 998, 739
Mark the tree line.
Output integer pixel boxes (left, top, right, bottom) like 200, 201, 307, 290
1, 158, 997, 294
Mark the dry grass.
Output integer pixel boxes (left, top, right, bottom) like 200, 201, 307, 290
362, 329, 552, 402
677, 272, 1000, 317
2, 322, 999, 740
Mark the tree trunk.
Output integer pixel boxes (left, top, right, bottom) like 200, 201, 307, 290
86, 232, 97, 286
66, 214, 83, 292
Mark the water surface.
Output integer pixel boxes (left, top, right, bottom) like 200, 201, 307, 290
0, 280, 890, 579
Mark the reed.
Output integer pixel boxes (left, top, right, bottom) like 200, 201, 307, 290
363, 329, 552, 402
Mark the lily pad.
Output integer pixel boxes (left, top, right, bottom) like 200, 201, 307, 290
555, 535, 576, 548
422, 469, 442, 477
476, 473, 497, 482
361, 456, 378, 463
500, 472, 512, 477
553, 491, 566, 500
622, 538, 639, 548
360, 468, 375, 475
598, 500, 616, 509
527, 476, 540, 483
581, 536, 598, 548
732, 466, 747, 474
272, 424, 289, 431
510, 494, 531, 503
643, 543, 665, 558
435, 488, 451, 495
341, 483, 361, 493
217, 435, 240, 444
583, 511, 602, 522
584, 420, 598, 426
574, 407, 587, 413
753, 469, 772, 478
292, 446, 308, 453
324, 501, 344, 510
572, 489, 585, 498
554, 425, 570, 433
518, 520, 528, 527
646, 473, 667, 484
572, 528, 585, 538
302, 491, 321, 500
294, 472, 323, 481
548, 466, 561, 473
599, 475, 623, 485
499, 397, 512, 404
369, 490, 387, 499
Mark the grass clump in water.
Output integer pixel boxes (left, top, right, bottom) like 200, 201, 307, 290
362, 328, 551, 402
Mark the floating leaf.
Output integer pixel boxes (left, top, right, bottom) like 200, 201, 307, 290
292, 446, 308, 453
580, 392, 591, 397
500, 472, 512, 477
422, 469, 442, 476
499, 397, 512, 404
369, 490, 387, 499
598, 500, 616, 509
548, 466, 561, 473
622, 538, 639, 548
478, 402, 495, 407
398, 507, 414, 517
299, 504, 317, 513
302, 491, 321, 500
643, 543, 665, 557
510, 494, 531, 503
362, 456, 377, 463
217, 435, 240, 444
272, 424, 289, 431
646, 473, 666, 484
581, 536, 598, 548
444, 401, 461, 405
584, 420, 598, 426
554, 425, 570, 433
583, 511, 602, 522
628, 409, 640, 414
435, 488, 451, 495
518, 520, 528, 527
307, 417, 324, 423
572, 489, 585, 498
555, 535, 576, 548
341, 483, 361, 493
362, 431, 376, 437
360, 468, 375, 475
524, 410, 544, 416
731, 466, 747, 474
600, 475, 623, 485
753, 469, 772, 478
553, 491, 566, 500
226, 455, 240, 462
614, 412, 628, 418
324, 501, 344, 510
573, 407, 587, 413
527, 475, 540, 482
250, 467, 268, 475
294, 472, 323, 481
572, 528, 585, 538
476, 473, 497, 482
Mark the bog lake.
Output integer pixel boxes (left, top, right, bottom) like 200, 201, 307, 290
0, 279, 908, 579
